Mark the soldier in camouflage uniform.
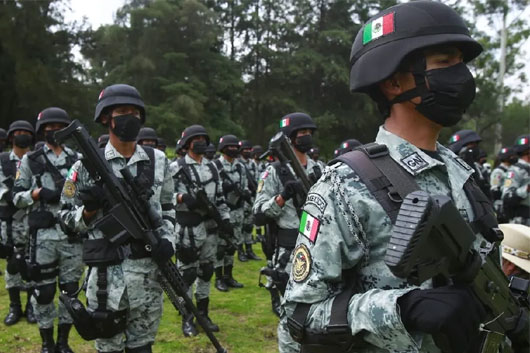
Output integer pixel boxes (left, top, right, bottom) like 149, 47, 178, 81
59, 84, 175, 353
238, 139, 261, 261
0, 120, 36, 326
502, 135, 530, 226
170, 124, 232, 337
253, 113, 321, 333
490, 147, 517, 223
14, 108, 83, 353
204, 143, 217, 162
308, 147, 326, 170
136, 127, 158, 148
281, 2, 498, 353
212, 135, 249, 291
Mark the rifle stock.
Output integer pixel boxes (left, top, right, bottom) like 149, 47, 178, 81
386, 190, 528, 353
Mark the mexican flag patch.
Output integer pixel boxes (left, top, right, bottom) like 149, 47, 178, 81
363, 12, 394, 45
280, 118, 290, 128
299, 211, 320, 243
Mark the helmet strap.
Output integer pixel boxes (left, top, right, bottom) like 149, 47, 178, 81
387, 55, 433, 110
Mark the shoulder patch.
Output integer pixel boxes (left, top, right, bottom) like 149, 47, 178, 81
63, 180, 76, 198
299, 211, 320, 243
292, 244, 312, 282
305, 193, 327, 214
257, 180, 264, 193
504, 178, 512, 187
401, 152, 429, 173
454, 157, 473, 172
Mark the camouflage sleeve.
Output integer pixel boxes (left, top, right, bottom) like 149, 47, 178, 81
215, 179, 230, 220
252, 165, 282, 218
159, 156, 176, 246
283, 166, 420, 351
0, 160, 8, 201
13, 155, 36, 209
58, 160, 92, 233
489, 168, 503, 193
502, 167, 528, 199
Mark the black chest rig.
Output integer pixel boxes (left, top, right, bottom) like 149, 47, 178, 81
288, 143, 501, 353
174, 158, 219, 264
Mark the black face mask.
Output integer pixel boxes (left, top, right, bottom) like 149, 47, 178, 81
45, 130, 60, 146
294, 134, 313, 153
224, 148, 239, 158
390, 62, 476, 127
191, 140, 207, 155
14, 135, 32, 149
241, 151, 251, 159
111, 114, 142, 142
205, 152, 216, 160
459, 146, 480, 165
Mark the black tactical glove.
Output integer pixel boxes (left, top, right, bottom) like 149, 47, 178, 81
79, 185, 107, 212
398, 286, 486, 353
221, 219, 234, 237
242, 190, 252, 202
280, 180, 302, 201
151, 238, 174, 264
39, 187, 62, 203
222, 182, 235, 193
181, 193, 199, 210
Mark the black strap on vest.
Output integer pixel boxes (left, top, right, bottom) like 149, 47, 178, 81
135, 146, 156, 189
332, 143, 419, 223
96, 266, 108, 312
0, 152, 16, 179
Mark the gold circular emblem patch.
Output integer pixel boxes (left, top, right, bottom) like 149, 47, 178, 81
63, 180, 76, 198
504, 179, 512, 187
292, 244, 312, 282
257, 180, 264, 193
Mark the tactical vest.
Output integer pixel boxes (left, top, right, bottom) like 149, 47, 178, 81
288, 143, 501, 353
0, 152, 18, 219
213, 159, 244, 209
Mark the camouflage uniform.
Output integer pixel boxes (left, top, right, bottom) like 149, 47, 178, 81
502, 159, 530, 226
59, 143, 175, 351
13, 144, 83, 330
490, 163, 509, 221
1, 151, 28, 291
213, 155, 248, 268
171, 154, 230, 300
280, 127, 496, 353
254, 155, 321, 352
240, 157, 259, 248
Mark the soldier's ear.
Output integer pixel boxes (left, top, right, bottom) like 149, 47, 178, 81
379, 73, 403, 100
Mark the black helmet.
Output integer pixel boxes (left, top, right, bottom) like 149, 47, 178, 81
497, 147, 515, 161
157, 138, 166, 148
34, 141, 45, 150
218, 134, 239, 151
98, 134, 109, 148
180, 125, 209, 147
279, 112, 317, 138
206, 143, 216, 153
176, 139, 183, 152
7, 120, 35, 137
349, 1, 482, 93
239, 140, 253, 150
309, 147, 320, 155
94, 84, 146, 123
0, 128, 6, 140
35, 107, 71, 134
137, 127, 158, 143
514, 134, 529, 155
448, 129, 481, 153
340, 139, 362, 151
252, 145, 263, 157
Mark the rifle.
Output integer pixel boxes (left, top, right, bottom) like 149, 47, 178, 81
55, 120, 227, 353
176, 165, 236, 250
241, 163, 257, 195
265, 132, 312, 210
385, 190, 529, 353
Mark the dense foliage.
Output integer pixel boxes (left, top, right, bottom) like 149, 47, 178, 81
0, 0, 527, 157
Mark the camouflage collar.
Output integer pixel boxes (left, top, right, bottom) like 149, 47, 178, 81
104, 142, 150, 166
184, 153, 201, 166
9, 150, 21, 161
375, 126, 473, 189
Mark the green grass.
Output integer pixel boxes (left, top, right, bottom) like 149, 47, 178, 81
0, 247, 280, 353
